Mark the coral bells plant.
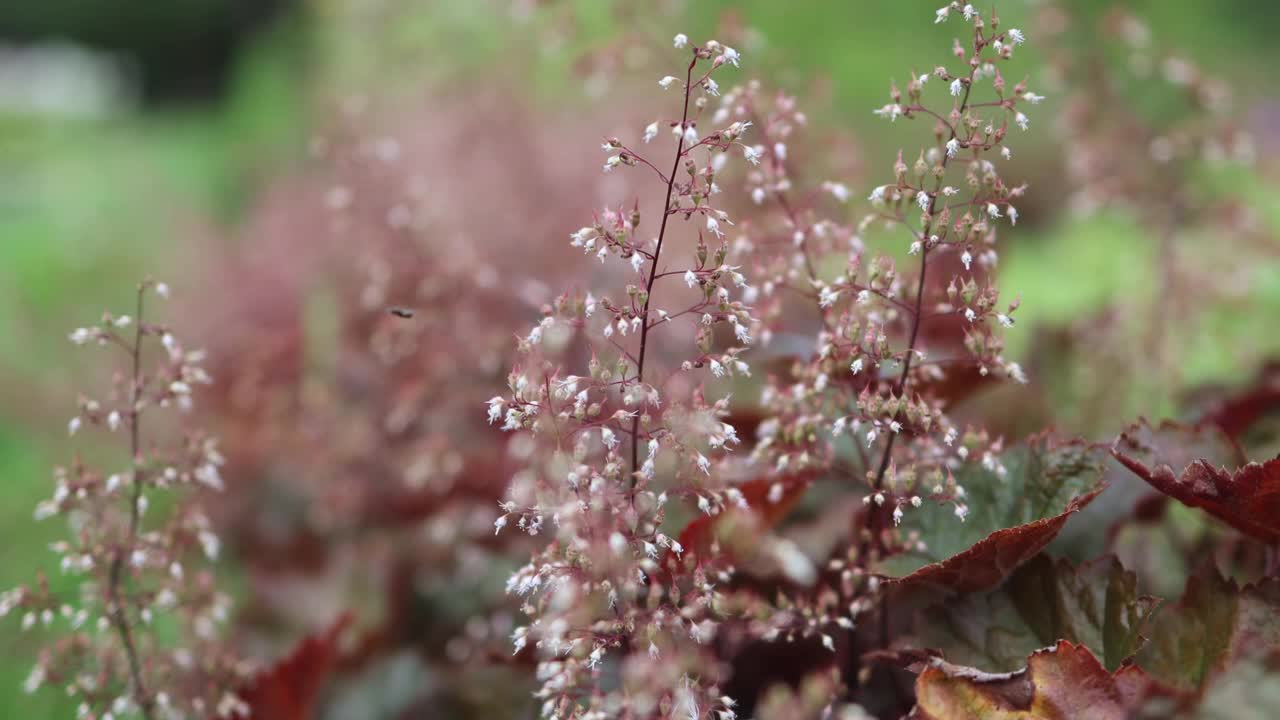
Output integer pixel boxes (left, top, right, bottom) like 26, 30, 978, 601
492, 34, 758, 719
1, 281, 245, 720
736, 1, 1034, 519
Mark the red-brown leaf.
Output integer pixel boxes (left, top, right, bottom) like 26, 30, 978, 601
910, 641, 1148, 719
230, 614, 350, 720
1112, 421, 1280, 543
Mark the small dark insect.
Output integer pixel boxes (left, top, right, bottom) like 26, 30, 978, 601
388, 307, 416, 319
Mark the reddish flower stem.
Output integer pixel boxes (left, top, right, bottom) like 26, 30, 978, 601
630, 56, 698, 489
105, 285, 155, 719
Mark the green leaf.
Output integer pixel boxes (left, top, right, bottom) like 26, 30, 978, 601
878, 438, 1108, 594
1136, 569, 1280, 692
907, 555, 1157, 673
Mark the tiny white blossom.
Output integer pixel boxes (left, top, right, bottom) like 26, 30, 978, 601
997, 314, 1015, 328
950, 78, 963, 96
1023, 92, 1045, 104
673, 33, 688, 48
987, 202, 1001, 218
867, 185, 887, 203
721, 47, 740, 67
684, 270, 699, 288
659, 76, 679, 89
961, 250, 973, 270
1008, 28, 1025, 46
945, 138, 960, 157
1015, 112, 1029, 131
643, 121, 659, 143
826, 182, 850, 203
742, 145, 761, 165
935, 6, 950, 23
696, 453, 712, 475
850, 358, 864, 375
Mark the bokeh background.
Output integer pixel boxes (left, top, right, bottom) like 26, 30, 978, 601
1, 0, 1277, 716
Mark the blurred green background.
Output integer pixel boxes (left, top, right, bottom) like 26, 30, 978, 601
0, 1, 1276, 715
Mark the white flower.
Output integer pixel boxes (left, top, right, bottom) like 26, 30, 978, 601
935, 6, 950, 23
963, 4, 975, 20
826, 182, 850, 203
601, 427, 618, 449
964, 308, 977, 322
1008, 206, 1019, 225
955, 504, 969, 521
696, 453, 712, 475
1001, 146, 1012, 160
68, 328, 92, 345
683, 124, 698, 144
893, 506, 904, 526
707, 216, 724, 237
742, 145, 761, 165
873, 103, 903, 121
603, 155, 622, 172
684, 270, 699, 288
1008, 28, 1025, 46
987, 202, 1001, 218
945, 138, 960, 157
643, 121, 659, 143
673, 33, 688, 48
486, 396, 505, 424
1015, 112, 1029, 131
107, 410, 121, 431
943, 186, 958, 196
710, 359, 725, 377
850, 358, 864, 375
659, 75, 679, 89
961, 249, 973, 270
997, 314, 1014, 328
950, 78, 963, 97
154, 282, 170, 298
916, 190, 932, 211
721, 47, 740, 67
909, 240, 922, 255
1023, 92, 1045, 104
68, 417, 81, 436
867, 185, 887, 203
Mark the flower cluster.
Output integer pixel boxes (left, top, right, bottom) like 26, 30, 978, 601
492, 37, 760, 719
734, 2, 1032, 553
1, 282, 245, 720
